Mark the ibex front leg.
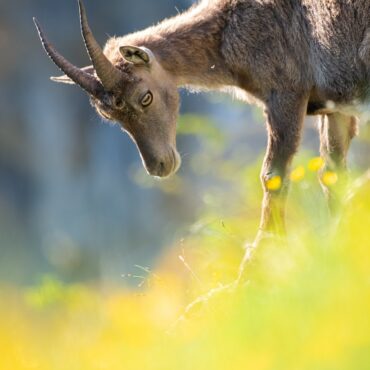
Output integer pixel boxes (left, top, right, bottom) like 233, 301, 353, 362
258, 92, 307, 235
239, 92, 308, 279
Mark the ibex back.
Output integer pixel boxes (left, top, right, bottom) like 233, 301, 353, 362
34, 0, 370, 248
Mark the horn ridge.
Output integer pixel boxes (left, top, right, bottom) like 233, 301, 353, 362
78, 0, 123, 90
33, 17, 104, 97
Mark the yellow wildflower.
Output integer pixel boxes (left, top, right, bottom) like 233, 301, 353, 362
290, 165, 305, 182
266, 175, 282, 191
322, 171, 338, 186
308, 157, 324, 172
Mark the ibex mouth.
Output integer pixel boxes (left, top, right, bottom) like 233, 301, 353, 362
143, 147, 181, 179
171, 148, 182, 174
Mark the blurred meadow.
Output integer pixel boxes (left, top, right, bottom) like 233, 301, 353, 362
0, 1, 370, 369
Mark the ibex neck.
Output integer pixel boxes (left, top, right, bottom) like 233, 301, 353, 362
121, 2, 234, 89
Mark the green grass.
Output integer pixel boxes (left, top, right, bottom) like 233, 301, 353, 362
1, 151, 370, 370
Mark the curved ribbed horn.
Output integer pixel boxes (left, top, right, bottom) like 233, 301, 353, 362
78, 0, 123, 91
33, 17, 104, 97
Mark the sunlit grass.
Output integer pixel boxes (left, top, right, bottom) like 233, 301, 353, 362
1, 152, 369, 370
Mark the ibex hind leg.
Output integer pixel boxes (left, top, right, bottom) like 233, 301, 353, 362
318, 113, 358, 215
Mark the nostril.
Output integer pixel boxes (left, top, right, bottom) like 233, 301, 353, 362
159, 161, 165, 170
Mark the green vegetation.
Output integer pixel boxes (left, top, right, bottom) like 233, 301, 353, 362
1, 115, 369, 370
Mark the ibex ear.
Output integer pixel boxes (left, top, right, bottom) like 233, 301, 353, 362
50, 65, 95, 85
119, 46, 154, 65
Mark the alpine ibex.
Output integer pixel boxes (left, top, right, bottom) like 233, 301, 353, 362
34, 0, 370, 247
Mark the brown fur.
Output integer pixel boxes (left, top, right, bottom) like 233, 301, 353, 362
46, 0, 370, 242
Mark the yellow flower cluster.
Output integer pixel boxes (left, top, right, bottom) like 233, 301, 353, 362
0, 160, 368, 370
266, 157, 338, 191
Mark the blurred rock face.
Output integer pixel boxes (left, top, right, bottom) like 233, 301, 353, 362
0, 0, 199, 283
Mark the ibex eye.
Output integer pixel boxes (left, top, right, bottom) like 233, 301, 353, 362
141, 91, 153, 107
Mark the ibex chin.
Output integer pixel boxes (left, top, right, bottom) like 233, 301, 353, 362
35, 0, 370, 248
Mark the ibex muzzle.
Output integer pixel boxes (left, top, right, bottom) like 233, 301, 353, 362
34, 0, 180, 178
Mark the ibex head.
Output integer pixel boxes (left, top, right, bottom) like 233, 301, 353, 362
34, 0, 181, 178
